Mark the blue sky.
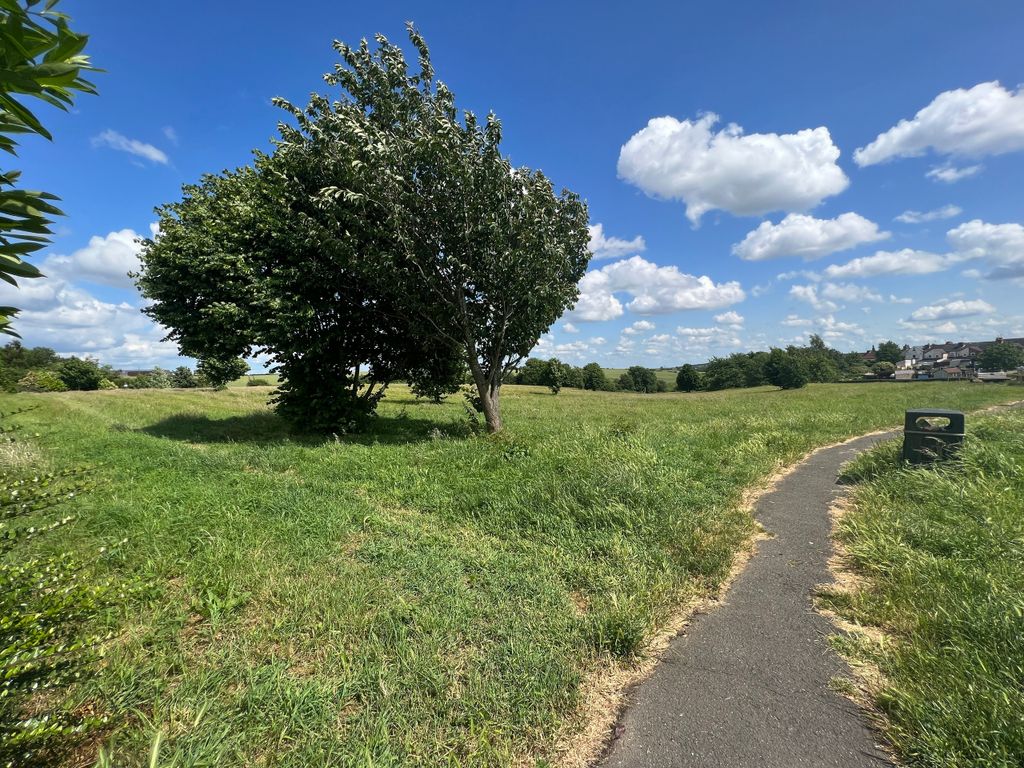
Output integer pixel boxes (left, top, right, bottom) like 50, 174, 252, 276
8, 0, 1024, 369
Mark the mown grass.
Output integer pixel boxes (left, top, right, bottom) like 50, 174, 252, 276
825, 405, 1024, 768
2, 382, 1018, 767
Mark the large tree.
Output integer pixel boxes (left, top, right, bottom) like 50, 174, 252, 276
979, 342, 1024, 372
0, 0, 97, 335
139, 27, 589, 433
876, 340, 903, 365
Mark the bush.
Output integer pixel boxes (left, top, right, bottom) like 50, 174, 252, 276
675, 364, 703, 392
871, 361, 896, 379
581, 362, 607, 391
0, 458, 115, 766
170, 366, 198, 388
246, 377, 271, 387
16, 369, 68, 392
765, 348, 809, 390
56, 357, 103, 391
197, 357, 249, 390
98, 378, 116, 390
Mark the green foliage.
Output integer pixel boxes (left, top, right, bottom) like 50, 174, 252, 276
540, 357, 569, 394
764, 348, 809, 390
97, 377, 115, 390
196, 358, 248, 390
704, 357, 746, 391
138, 27, 589, 434
618, 366, 659, 393
871, 361, 896, 379
979, 342, 1024, 372
169, 366, 198, 388
0, 443, 114, 765
16, 368, 66, 392
0, 0, 98, 335
876, 340, 903, 365
825, 410, 1024, 767
581, 362, 607, 391
245, 376, 271, 387
56, 356, 102, 390
675, 364, 703, 392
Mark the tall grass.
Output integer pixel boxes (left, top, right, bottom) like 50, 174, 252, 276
825, 407, 1024, 768
1, 383, 1018, 766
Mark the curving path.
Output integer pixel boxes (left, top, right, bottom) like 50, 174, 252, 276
600, 432, 896, 768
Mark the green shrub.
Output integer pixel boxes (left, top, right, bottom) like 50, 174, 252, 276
765, 348, 809, 390
98, 378, 116, 390
246, 377, 271, 387
16, 370, 68, 393
56, 357, 103, 391
0, 458, 115, 766
170, 366, 198, 388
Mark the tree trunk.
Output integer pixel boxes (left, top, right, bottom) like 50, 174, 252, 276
468, 356, 503, 433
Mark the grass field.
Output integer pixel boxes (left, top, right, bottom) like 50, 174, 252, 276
601, 368, 679, 387
824, 406, 1024, 768
4, 383, 1020, 766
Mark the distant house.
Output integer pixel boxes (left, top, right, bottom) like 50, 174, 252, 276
933, 366, 969, 381
894, 368, 915, 381
861, 349, 877, 363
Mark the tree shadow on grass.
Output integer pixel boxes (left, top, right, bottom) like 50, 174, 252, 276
138, 410, 455, 446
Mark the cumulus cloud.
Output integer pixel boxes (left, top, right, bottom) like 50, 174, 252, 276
562, 322, 579, 333
926, 164, 982, 183
894, 205, 962, 224
40, 228, 143, 289
819, 282, 883, 303
714, 311, 744, 326
908, 299, 996, 321
617, 113, 848, 224
854, 82, 1024, 166
571, 256, 745, 321
622, 320, 656, 335
587, 223, 646, 261
91, 130, 169, 165
945, 219, 1024, 280
733, 212, 888, 261
779, 313, 864, 342
789, 284, 838, 313
823, 248, 954, 279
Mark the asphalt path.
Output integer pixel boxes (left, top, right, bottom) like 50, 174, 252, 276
600, 432, 897, 768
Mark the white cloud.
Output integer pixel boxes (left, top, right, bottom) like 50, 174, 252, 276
789, 284, 838, 312
91, 130, 169, 165
945, 219, 1024, 280
587, 223, 646, 260
617, 113, 848, 224
714, 311, 744, 326
894, 204, 962, 224
854, 82, 1024, 167
162, 126, 179, 145
824, 248, 953, 279
40, 228, 143, 289
733, 212, 888, 261
778, 313, 864, 342
926, 164, 982, 183
933, 321, 959, 334
622, 320, 656, 335
562, 322, 579, 333
909, 299, 996, 321
819, 282, 883, 303
571, 256, 744, 320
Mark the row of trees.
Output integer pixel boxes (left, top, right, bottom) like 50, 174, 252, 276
0, 341, 248, 392
514, 359, 668, 393
137, 27, 589, 434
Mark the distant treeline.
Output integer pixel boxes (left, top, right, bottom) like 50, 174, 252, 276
0, 342, 210, 392
515, 335, 876, 393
